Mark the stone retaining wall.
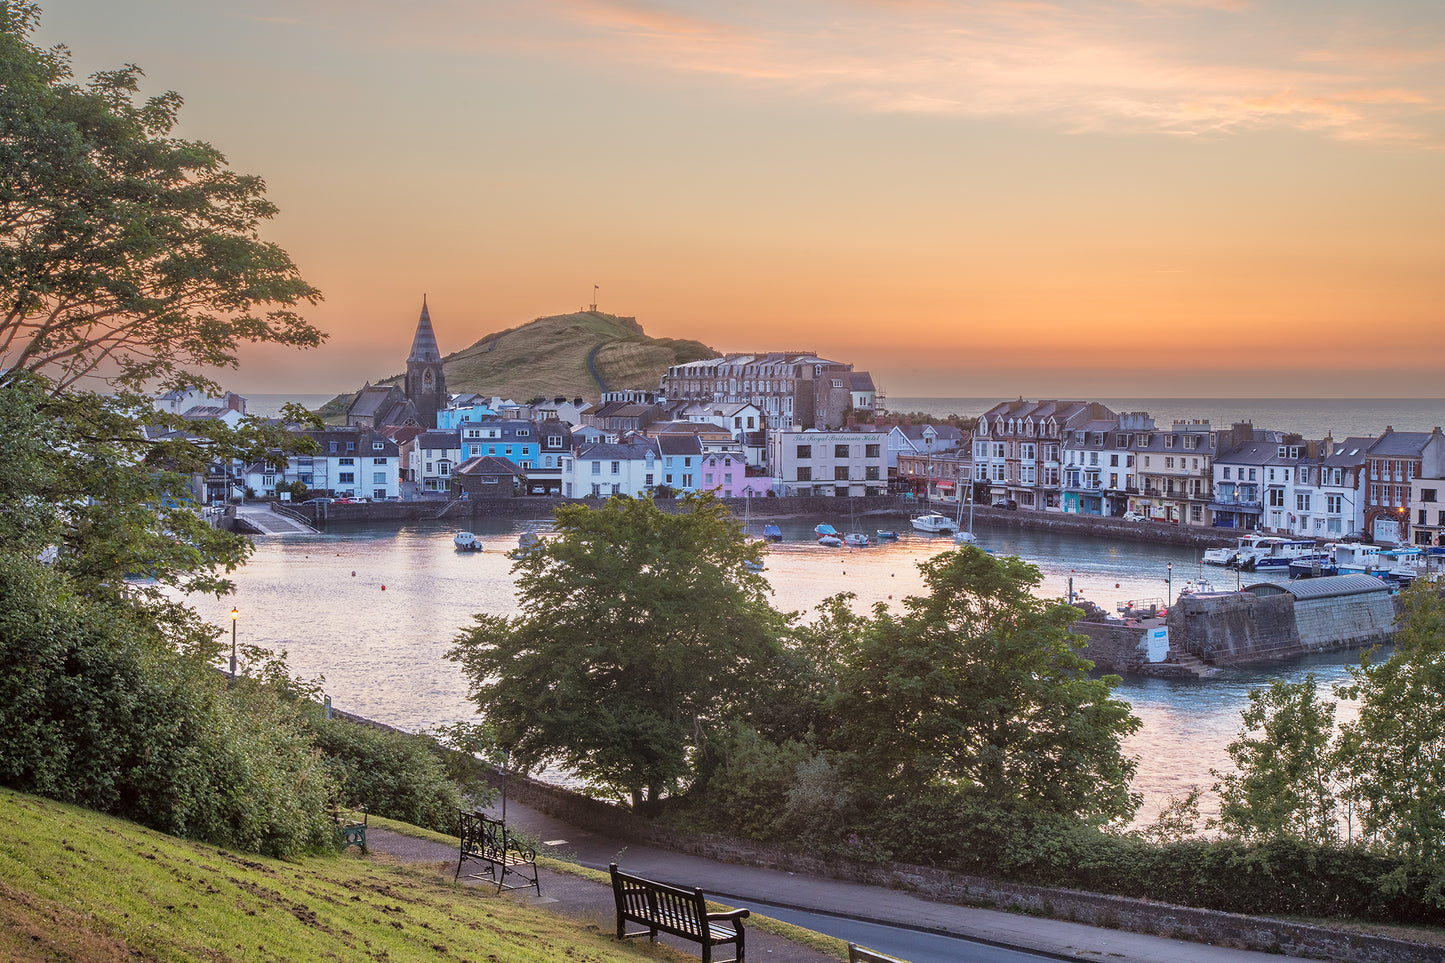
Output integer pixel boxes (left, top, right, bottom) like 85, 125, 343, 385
1067, 621, 1148, 673
486, 768, 1445, 963
283, 495, 1242, 550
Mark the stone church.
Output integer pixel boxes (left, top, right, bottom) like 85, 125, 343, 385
346, 297, 448, 431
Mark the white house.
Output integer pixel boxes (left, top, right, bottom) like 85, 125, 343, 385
769, 428, 887, 497
567, 438, 660, 498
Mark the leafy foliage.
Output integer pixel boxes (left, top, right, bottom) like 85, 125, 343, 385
1338, 581, 1445, 877
304, 714, 469, 835
826, 548, 1142, 828
0, 0, 323, 392
448, 493, 786, 809
0, 554, 335, 857
1211, 674, 1341, 845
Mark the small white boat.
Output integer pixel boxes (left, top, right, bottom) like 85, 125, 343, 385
910, 512, 956, 534
954, 530, 978, 545
875, 529, 900, 540
843, 532, 870, 547
817, 534, 843, 547
454, 531, 483, 551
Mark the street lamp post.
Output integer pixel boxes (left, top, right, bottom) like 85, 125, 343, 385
1166, 563, 1173, 607
229, 606, 239, 679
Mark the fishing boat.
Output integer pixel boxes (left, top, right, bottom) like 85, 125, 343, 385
842, 532, 870, 547
454, 531, 483, 552
1203, 532, 1270, 566
814, 523, 840, 537
762, 524, 783, 542
910, 512, 956, 534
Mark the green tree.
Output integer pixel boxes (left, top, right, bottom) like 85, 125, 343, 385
828, 547, 1141, 827
0, 0, 322, 393
1210, 674, 1342, 845
447, 494, 785, 810
1338, 581, 1445, 877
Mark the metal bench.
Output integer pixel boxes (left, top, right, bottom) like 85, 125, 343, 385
332, 804, 367, 853
454, 810, 539, 896
609, 862, 749, 962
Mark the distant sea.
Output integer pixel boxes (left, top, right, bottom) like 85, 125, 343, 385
889, 397, 1445, 443
244, 393, 339, 418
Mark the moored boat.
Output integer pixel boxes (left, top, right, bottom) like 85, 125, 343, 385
817, 534, 843, 547
814, 523, 840, 537
842, 532, 870, 547
874, 529, 900, 540
910, 512, 955, 534
454, 531, 483, 551
762, 524, 783, 542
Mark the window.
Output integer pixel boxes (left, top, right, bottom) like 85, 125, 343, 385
865, 466, 879, 480
835, 444, 849, 458
339, 472, 354, 484
373, 441, 385, 451
1327, 494, 1342, 514
796, 444, 811, 459
797, 467, 812, 481
834, 466, 849, 481
1269, 488, 1285, 507
339, 457, 355, 466
611, 461, 620, 475
346, 441, 355, 452
329, 442, 337, 453
1165, 436, 1175, 449
373, 457, 387, 465
645, 473, 653, 486
865, 444, 880, 458
1424, 488, 1439, 502
373, 472, 386, 484
1297, 492, 1311, 511
591, 461, 601, 475
1165, 457, 1174, 469
1248, 468, 1257, 481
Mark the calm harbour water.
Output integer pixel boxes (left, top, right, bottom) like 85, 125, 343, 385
212, 514, 1368, 826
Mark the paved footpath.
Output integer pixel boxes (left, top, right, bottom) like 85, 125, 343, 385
367, 797, 1291, 963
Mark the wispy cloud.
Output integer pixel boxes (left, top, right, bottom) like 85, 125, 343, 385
296, 0, 1445, 144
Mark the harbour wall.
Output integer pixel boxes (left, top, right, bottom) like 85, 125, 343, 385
1168, 590, 1394, 667
284, 495, 1241, 550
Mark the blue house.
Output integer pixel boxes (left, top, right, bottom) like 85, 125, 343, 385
459, 419, 538, 469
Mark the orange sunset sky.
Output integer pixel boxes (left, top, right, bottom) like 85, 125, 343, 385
36, 0, 1445, 398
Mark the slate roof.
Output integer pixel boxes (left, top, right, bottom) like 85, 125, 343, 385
1368, 429, 1439, 458
454, 455, 525, 477
408, 297, 442, 364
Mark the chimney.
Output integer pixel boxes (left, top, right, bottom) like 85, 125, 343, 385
847, 413, 856, 427
903, 414, 912, 429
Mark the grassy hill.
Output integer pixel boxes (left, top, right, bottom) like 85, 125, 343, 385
319, 311, 716, 418
0, 787, 836, 963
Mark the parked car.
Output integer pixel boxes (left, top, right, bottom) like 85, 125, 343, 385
1122, 511, 1148, 522
302, 497, 335, 505
992, 500, 1018, 510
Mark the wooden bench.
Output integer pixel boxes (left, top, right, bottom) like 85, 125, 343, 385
454, 810, 539, 896
609, 862, 749, 963
332, 804, 367, 854
848, 942, 910, 963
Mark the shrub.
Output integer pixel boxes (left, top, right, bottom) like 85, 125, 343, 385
304, 713, 466, 834
0, 554, 335, 858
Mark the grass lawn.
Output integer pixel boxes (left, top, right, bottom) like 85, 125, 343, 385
0, 787, 781, 962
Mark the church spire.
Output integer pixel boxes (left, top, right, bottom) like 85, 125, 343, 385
408, 295, 442, 364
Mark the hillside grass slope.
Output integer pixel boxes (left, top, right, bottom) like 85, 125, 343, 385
321, 311, 715, 417
0, 788, 702, 963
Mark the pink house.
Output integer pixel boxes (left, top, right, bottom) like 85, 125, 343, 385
701, 453, 773, 498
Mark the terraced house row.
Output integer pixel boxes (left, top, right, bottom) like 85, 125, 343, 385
897, 399, 1445, 548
